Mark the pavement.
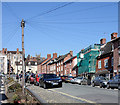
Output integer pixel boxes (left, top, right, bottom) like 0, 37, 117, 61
26, 82, 119, 104
0, 76, 8, 105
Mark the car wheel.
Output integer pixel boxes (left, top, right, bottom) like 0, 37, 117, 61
100, 83, 102, 88
107, 84, 110, 89
39, 83, 42, 87
118, 85, 120, 90
43, 83, 47, 89
79, 83, 81, 85
59, 83, 62, 87
92, 82, 95, 87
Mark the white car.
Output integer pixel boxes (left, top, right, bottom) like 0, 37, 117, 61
74, 77, 83, 85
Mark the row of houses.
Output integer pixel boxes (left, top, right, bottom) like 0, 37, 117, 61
0, 32, 120, 80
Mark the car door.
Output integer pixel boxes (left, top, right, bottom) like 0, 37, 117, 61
114, 76, 119, 88
110, 77, 116, 87
94, 77, 99, 86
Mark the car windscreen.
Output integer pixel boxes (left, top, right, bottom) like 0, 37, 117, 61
44, 74, 58, 79
99, 77, 107, 80
77, 77, 83, 79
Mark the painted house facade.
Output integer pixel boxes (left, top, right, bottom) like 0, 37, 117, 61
77, 44, 101, 80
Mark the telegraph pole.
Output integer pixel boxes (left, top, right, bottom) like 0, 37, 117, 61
21, 19, 25, 95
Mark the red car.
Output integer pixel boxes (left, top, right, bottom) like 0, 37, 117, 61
60, 75, 68, 82
28, 74, 35, 84
34, 73, 43, 86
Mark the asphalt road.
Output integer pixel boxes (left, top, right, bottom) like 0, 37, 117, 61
27, 82, 119, 104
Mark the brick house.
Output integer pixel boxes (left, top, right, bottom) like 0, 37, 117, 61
48, 56, 61, 74
96, 33, 118, 79
37, 54, 51, 73
63, 56, 77, 77
111, 36, 120, 76
56, 51, 73, 76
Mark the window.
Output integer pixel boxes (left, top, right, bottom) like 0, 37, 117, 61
35, 62, 37, 65
61, 61, 63, 65
59, 61, 60, 65
70, 61, 71, 66
70, 69, 71, 73
61, 66, 63, 71
98, 60, 101, 69
104, 59, 108, 68
59, 67, 60, 71
65, 70, 66, 75
57, 68, 58, 72
112, 44, 114, 51
65, 63, 66, 67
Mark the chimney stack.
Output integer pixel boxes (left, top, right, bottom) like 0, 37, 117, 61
42, 57, 45, 60
53, 53, 57, 59
70, 51, 73, 56
2, 48, 4, 54
17, 48, 19, 54
100, 38, 106, 45
111, 32, 117, 40
5, 48, 7, 54
47, 54, 51, 59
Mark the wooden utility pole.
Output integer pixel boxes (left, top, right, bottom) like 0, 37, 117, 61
21, 19, 25, 95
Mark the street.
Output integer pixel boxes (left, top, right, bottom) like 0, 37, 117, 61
26, 82, 118, 104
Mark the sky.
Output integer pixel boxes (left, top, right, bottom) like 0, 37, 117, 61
2, 2, 118, 58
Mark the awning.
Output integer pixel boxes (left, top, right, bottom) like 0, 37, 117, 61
95, 70, 110, 75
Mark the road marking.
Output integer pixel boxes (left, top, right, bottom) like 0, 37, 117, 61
48, 89, 97, 104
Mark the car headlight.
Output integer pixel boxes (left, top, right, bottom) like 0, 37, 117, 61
103, 82, 107, 85
46, 81, 52, 83
59, 80, 62, 82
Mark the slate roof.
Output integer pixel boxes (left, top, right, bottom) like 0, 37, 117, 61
0, 51, 22, 54
38, 59, 47, 65
64, 56, 77, 64
42, 58, 52, 65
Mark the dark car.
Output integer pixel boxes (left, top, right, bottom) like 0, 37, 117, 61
39, 74, 62, 89
107, 75, 120, 89
92, 76, 108, 88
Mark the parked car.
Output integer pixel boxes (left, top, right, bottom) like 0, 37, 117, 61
81, 77, 88, 85
65, 76, 74, 83
74, 77, 84, 84
92, 76, 108, 88
34, 73, 43, 86
28, 73, 35, 84
39, 74, 62, 89
107, 75, 120, 89
60, 75, 68, 82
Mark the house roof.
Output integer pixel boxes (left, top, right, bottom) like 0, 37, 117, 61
111, 37, 120, 42
42, 58, 52, 65
0, 51, 22, 54
57, 53, 72, 62
72, 64, 78, 70
64, 56, 76, 64
38, 59, 47, 65
47, 56, 61, 65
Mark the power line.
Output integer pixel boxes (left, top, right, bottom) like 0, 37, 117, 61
28, 3, 116, 22
26, 2, 74, 22
2, 2, 21, 22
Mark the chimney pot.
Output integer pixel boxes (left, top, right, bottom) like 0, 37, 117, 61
100, 38, 106, 45
17, 48, 19, 54
70, 51, 73, 56
47, 54, 51, 59
2, 48, 4, 54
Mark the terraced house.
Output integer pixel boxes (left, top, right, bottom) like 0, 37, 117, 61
111, 35, 120, 76
96, 33, 118, 79
56, 51, 73, 76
